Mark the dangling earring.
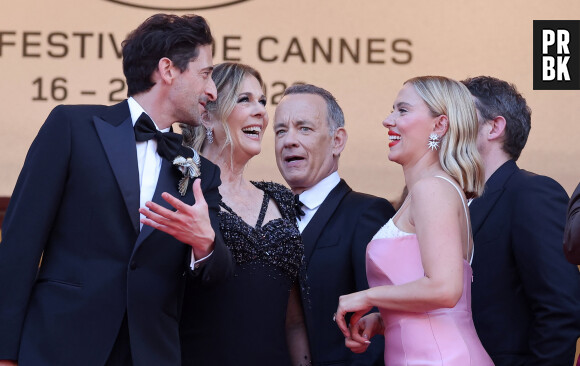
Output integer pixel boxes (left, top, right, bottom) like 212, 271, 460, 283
205, 126, 214, 144
428, 133, 440, 151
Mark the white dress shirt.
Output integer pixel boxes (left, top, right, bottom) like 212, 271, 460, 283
128, 98, 208, 267
128, 97, 167, 230
296, 171, 341, 233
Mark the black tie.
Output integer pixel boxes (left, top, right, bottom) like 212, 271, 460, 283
294, 194, 305, 220
134, 112, 183, 162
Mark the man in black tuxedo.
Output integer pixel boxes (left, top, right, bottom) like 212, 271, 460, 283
0, 14, 233, 366
462, 76, 580, 366
564, 182, 580, 264
274, 84, 395, 365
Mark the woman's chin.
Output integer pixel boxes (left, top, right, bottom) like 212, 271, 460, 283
238, 146, 262, 162
387, 152, 403, 166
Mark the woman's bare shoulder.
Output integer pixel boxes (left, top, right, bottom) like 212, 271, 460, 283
411, 175, 463, 210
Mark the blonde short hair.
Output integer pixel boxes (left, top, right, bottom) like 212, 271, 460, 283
406, 76, 485, 198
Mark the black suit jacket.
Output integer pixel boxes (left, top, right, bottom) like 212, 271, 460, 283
564, 182, 580, 264
0, 101, 233, 365
470, 160, 580, 366
300, 179, 395, 366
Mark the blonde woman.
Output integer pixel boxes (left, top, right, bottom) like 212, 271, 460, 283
177, 62, 310, 366
335, 76, 493, 365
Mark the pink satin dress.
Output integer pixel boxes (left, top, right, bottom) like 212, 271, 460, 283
367, 177, 493, 365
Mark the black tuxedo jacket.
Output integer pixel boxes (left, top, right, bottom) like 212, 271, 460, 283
0, 101, 233, 365
564, 182, 580, 264
470, 160, 580, 366
300, 179, 395, 366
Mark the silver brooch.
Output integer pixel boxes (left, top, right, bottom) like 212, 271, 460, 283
173, 148, 201, 196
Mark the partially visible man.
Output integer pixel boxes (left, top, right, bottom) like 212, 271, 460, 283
564, 182, 580, 264
0, 14, 233, 366
462, 76, 580, 366
274, 84, 395, 365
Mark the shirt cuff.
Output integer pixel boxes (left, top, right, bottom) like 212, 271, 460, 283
190, 249, 213, 270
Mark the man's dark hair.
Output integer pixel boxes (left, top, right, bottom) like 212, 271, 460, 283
462, 76, 531, 161
282, 83, 345, 133
122, 13, 213, 96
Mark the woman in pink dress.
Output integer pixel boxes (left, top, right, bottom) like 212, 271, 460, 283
335, 76, 494, 365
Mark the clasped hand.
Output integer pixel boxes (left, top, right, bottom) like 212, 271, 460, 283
335, 291, 384, 353
139, 179, 215, 258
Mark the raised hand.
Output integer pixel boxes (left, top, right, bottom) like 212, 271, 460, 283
140, 179, 215, 258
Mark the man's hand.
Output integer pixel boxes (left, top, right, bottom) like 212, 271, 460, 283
0, 360, 17, 366
140, 179, 215, 258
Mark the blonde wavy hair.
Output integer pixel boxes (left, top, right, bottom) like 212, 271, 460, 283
181, 62, 265, 153
406, 76, 485, 198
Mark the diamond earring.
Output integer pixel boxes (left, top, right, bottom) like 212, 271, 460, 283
428, 133, 440, 151
205, 126, 214, 144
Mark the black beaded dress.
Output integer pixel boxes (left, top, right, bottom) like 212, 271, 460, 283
180, 181, 304, 366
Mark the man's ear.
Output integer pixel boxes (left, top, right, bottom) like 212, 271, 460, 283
155, 57, 176, 85
487, 116, 507, 141
433, 114, 449, 137
332, 127, 348, 156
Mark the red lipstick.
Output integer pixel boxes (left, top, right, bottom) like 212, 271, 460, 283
388, 131, 401, 148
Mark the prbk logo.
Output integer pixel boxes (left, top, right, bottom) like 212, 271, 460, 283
104, 0, 250, 11
533, 20, 580, 90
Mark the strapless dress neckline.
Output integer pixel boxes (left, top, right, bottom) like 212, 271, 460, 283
365, 219, 494, 365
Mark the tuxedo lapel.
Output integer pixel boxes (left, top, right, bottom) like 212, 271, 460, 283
135, 159, 171, 247
470, 160, 518, 237
135, 148, 196, 249
302, 179, 351, 266
93, 102, 140, 234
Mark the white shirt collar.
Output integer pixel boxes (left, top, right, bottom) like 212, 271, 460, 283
127, 97, 170, 132
298, 171, 341, 210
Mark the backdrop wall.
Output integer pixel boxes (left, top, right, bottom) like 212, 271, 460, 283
1, 0, 579, 202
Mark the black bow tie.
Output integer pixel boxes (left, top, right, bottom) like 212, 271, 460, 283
134, 112, 183, 162
294, 194, 305, 220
